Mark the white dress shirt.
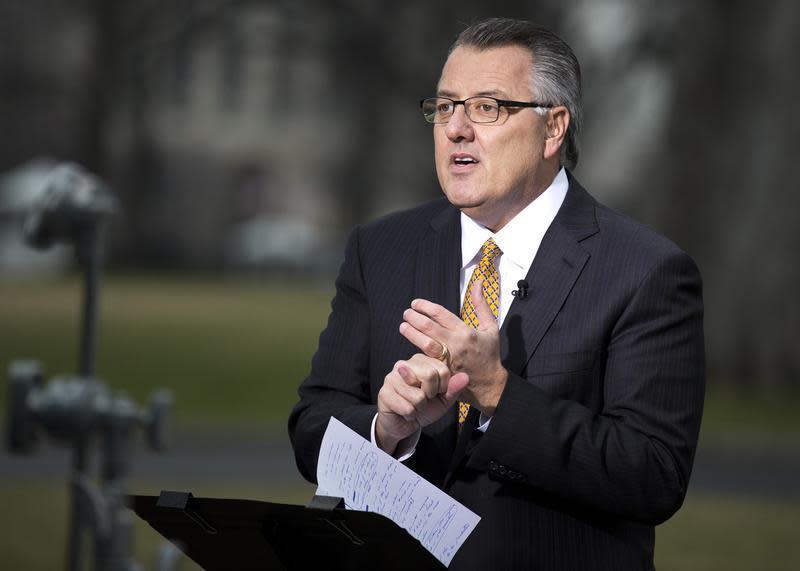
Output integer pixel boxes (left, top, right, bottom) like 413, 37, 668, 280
373, 168, 569, 456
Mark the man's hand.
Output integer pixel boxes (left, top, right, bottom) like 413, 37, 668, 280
375, 353, 468, 455
399, 280, 508, 415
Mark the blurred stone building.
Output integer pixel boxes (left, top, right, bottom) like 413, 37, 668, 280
1, 0, 446, 270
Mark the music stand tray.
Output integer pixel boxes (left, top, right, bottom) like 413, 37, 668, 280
129, 491, 444, 570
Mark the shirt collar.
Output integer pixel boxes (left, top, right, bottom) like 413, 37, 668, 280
460, 167, 569, 269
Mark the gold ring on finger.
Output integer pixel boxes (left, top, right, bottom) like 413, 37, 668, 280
439, 343, 451, 366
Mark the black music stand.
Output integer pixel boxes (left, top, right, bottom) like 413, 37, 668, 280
129, 491, 445, 570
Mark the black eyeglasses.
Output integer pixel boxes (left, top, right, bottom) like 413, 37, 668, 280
420, 96, 553, 124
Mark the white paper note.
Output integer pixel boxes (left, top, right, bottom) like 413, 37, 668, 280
316, 417, 481, 567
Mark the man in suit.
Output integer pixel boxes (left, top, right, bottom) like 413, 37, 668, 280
289, 17, 704, 570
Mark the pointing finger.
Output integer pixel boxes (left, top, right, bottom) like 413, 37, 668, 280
410, 298, 464, 329
400, 361, 442, 400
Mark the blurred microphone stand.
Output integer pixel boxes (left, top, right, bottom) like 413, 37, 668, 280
6, 163, 176, 571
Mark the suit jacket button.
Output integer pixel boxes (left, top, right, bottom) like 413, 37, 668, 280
488, 460, 498, 471
498, 465, 507, 476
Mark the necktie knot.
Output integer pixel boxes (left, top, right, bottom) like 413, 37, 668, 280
480, 237, 502, 262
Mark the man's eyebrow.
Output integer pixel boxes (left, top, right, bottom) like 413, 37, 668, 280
435, 89, 511, 99
475, 89, 509, 98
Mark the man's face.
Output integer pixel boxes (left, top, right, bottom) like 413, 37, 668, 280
434, 45, 551, 231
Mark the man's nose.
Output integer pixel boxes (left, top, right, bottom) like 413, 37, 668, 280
444, 105, 475, 142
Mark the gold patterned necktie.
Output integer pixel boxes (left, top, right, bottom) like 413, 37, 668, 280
458, 237, 502, 427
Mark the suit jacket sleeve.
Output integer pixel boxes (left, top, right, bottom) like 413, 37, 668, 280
468, 249, 705, 525
288, 225, 377, 483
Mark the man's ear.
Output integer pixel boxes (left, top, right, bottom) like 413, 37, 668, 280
543, 106, 570, 161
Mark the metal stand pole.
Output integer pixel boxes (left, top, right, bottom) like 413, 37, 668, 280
67, 223, 103, 571
79, 224, 101, 379
67, 440, 89, 571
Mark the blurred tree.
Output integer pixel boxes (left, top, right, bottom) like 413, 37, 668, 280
0, 0, 95, 170
644, 0, 800, 390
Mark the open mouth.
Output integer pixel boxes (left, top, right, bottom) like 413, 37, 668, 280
452, 154, 479, 167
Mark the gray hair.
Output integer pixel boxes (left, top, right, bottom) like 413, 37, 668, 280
449, 18, 583, 170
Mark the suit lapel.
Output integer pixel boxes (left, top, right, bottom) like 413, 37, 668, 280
500, 177, 599, 375
415, 204, 462, 315
500, 233, 587, 374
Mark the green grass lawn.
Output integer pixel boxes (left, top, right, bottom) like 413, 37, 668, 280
0, 275, 334, 425
656, 493, 800, 570
0, 480, 316, 571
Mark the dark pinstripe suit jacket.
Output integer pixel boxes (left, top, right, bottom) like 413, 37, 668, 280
288, 174, 705, 570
